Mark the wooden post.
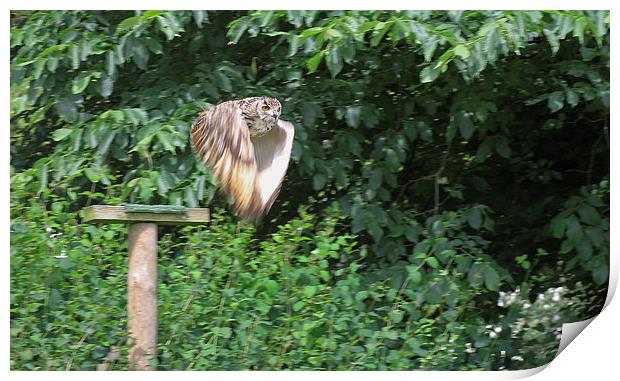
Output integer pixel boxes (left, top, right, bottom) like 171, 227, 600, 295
83, 205, 210, 371
127, 223, 158, 370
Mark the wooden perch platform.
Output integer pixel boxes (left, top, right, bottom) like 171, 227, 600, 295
83, 205, 210, 225
82, 204, 210, 370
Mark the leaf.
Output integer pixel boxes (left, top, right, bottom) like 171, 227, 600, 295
424, 283, 442, 304
566, 215, 584, 243
475, 137, 494, 162
312, 173, 326, 190
404, 224, 421, 243
370, 25, 389, 47
144, 10, 164, 19
227, 19, 249, 44
325, 45, 343, 78
585, 226, 606, 248
84, 168, 100, 182
408, 268, 422, 284
494, 135, 511, 158
157, 15, 178, 40
592, 261, 609, 285
55, 98, 78, 121
71, 73, 91, 94
552, 218, 566, 239
422, 35, 438, 61
367, 220, 383, 241
543, 28, 560, 55
547, 91, 565, 113
578, 205, 601, 225
301, 102, 316, 127
345, 106, 361, 128
456, 111, 474, 139
193, 10, 207, 27
125, 108, 148, 125
37, 163, 48, 195
96, 129, 117, 158
454, 44, 470, 59
576, 240, 593, 260
426, 257, 439, 269
369, 168, 382, 190
184, 186, 198, 207
467, 263, 484, 286
466, 207, 482, 229
287, 35, 301, 57
306, 51, 324, 72
301, 27, 325, 38
52, 128, 73, 141
420, 65, 441, 83
214, 71, 232, 92
445, 122, 457, 142
355, 290, 369, 301
116, 16, 142, 35
106, 50, 116, 77
133, 42, 150, 70
217, 327, 232, 339
19, 349, 33, 361
483, 265, 500, 291
69, 44, 80, 69
100, 74, 114, 98
143, 37, 163, 54
389, 310, 404, 324
302, 285, 317, 298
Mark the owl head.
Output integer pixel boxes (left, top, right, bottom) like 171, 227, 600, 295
256, 97, 281, 124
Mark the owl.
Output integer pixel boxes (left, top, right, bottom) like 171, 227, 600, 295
190, 96, 295, 223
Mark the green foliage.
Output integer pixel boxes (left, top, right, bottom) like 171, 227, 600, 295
11, 10, 609, 370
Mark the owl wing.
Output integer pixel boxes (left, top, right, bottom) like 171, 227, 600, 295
190, 102, 263, 221
251, 120, 295, 220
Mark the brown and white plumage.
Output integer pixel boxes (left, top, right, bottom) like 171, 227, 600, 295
190, 97, 295, 223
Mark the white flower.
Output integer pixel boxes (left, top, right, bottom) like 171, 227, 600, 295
494, 326, 502, 333
543, 304, 551, 310
465, 343, 476, 353
489, 331, 497, 338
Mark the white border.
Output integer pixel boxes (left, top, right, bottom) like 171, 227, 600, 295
4, 2, 616, 380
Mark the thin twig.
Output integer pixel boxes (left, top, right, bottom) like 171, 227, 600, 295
85, 182, 96, 207
587, 131, 603, 188
65, 328, 92, 371
434, 141, 452, 214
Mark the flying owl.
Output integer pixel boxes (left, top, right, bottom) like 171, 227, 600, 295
190, 96, 295, 223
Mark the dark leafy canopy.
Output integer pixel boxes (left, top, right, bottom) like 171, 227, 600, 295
11, 10, 609, 370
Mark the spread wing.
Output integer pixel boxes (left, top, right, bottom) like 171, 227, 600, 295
190, 102, 263, 221
251, 120, 295, 220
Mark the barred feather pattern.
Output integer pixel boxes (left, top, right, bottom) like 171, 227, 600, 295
190, 97, 294, 223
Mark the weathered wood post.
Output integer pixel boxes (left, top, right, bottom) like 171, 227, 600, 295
83, 204, 210, 371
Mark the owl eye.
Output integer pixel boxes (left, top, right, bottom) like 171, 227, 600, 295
262, 105, 271, 111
